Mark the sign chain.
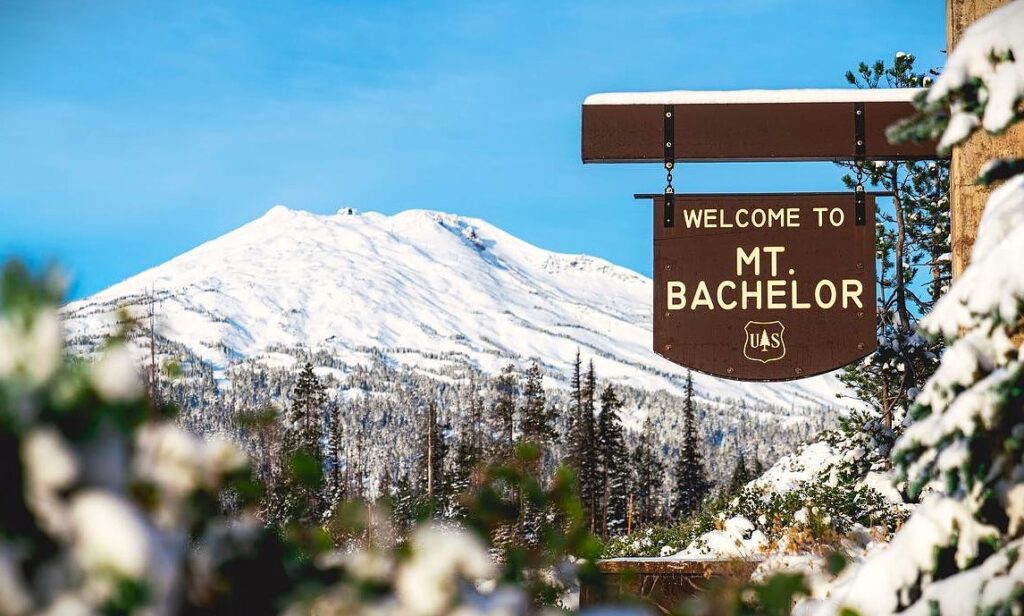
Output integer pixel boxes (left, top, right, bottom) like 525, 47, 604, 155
854, 164, 867, 226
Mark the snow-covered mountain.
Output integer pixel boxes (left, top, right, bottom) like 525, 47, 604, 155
62, 205, 846, 410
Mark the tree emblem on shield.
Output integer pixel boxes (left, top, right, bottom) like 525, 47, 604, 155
743, 321, 786, 363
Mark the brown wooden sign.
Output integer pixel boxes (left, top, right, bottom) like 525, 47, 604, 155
650, 192, 876, 381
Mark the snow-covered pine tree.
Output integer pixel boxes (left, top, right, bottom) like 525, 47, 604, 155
323, 398, 346, 517
811, 5, 1024, 612
906, 161, 952, 309
517, 360, 556, 543
391, 473, 416, 533
377, 464, 392, 507
631, 416, 667, 528
265, 361, 328, 526
727, 452, 753, 495
597, 384, 630, 537
453, 371, 486, 498
292, 362, 327, 442
519, 360, 556, 472
448, 433, 477, 520
837, 53, 949, 431
564, 354, 602, 532
581, 360, 600, 532
566, 352, 589, 523
673, 371, 711, 520
349, 420, 365, 499
490, 364, 517, 464
485, 365, 522, 543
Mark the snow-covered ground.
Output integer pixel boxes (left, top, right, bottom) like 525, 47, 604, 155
602, 436, 906, 564
61, 206, 848, 409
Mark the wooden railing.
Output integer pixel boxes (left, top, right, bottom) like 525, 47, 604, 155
581, 558, 760, 612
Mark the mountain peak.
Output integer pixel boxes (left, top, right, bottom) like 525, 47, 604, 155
265, 203, 295, 217
61, 206, 848, 408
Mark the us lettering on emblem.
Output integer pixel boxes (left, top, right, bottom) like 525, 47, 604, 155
743, 321, 786, 363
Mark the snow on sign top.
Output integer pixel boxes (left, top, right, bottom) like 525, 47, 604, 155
583, 88, 923, 106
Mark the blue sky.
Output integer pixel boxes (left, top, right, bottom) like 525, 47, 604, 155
0, 1, 945, 300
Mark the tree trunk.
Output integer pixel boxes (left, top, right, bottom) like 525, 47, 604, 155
890, 174, 919, 413
947, 0, 1024, 279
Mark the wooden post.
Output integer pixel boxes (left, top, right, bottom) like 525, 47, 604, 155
947, 0, 1024, 278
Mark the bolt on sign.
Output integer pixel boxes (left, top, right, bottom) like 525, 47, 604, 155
649, 192, 876, 381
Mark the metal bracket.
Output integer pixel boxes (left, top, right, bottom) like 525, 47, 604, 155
664, 104, 675, 162
854, 102, 865, 161
855, 184, 866, 226
663, 104, 675, 227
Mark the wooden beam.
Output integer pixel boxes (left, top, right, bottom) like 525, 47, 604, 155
581, 90, 941, 163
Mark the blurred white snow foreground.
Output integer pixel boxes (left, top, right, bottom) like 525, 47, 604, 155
0, 323, 250, 614
0, 273, 641, 615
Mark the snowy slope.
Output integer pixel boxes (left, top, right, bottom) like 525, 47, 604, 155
62, 206, 847, 409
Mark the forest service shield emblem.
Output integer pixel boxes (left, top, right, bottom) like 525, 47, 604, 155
743, 321, 786, 363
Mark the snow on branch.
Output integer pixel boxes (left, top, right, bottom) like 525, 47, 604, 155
928, 0, 1024, 149
805, 496, 998, 615
923, 175, 1024, 337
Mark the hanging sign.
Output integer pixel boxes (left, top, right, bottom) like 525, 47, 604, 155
649, 192, 876, 381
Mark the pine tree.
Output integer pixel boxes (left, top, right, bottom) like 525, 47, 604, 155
566, 350, 584, 478
837, 53, 949, 430
447, 434, 477, 520
566, 352, 597, 531
490, 364, 517, 464
377, 466, 392, 508
467, 376, 485, 464
727, 452, 752, 494
452, 376, 486, 507
392, 473, 415, 533
324, 400, 345, 510
519, 360, 556, 471
905, 161, 951, 308
266, 362, 328, 525
673, 371, 711, 520
631, 416, 666, 528
596, 384, 630, 537
516, 360, 556, 543
576, 360, 599, 532
751, 456, 764, 478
